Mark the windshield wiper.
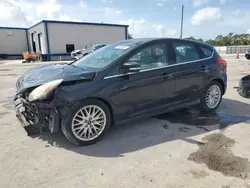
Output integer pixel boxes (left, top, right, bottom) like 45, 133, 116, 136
68, 63, 88, 70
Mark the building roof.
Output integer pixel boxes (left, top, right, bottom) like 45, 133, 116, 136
0, 26, 27, 30
42, 20, 129, 28
0, 20, 129, 30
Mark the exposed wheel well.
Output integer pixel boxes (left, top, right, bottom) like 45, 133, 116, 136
212, 78, 225, 94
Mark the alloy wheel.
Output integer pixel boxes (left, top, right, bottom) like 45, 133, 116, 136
205, 85, 221, 109
71, 105, 106, 141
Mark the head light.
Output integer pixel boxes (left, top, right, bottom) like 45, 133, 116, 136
28, 79, 63, 102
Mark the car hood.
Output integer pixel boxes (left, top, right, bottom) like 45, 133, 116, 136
16, 63, 96, 94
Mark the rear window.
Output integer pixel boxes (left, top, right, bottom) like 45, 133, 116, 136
201, 47, 213, 57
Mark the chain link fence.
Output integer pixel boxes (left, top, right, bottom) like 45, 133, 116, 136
226, 45, 250, 54
215, 45, 250, 54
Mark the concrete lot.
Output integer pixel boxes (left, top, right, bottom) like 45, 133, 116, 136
0, 56, 250, 188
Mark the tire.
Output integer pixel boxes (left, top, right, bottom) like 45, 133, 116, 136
238, 75, 250, 98
200, 81, 223, 112
61, 99, 111, 146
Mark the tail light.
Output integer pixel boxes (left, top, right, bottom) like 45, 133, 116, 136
217, 56, 227, 71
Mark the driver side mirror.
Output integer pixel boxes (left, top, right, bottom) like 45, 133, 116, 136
122, 62, 141, 73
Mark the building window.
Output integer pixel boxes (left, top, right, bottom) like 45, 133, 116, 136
5, 30, 13, 36
66, 44, 75, 53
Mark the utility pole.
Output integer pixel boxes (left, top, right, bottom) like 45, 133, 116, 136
180, 5, 184, 39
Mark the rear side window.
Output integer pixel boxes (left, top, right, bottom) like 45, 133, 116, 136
173, 42, 200, 64
201, 47, 213, 57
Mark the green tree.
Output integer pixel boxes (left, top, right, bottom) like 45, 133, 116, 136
184, 37, 196, 41
128, 33, 133, 39
196, 38, 204, 42
176, 33, 250, 46
184, 37, 204, 42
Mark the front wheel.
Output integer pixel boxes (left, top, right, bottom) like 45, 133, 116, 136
61, 99, 111, 146
200, 81, 223, 112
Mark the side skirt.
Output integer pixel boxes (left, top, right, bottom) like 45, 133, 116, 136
115, 99, 200, 125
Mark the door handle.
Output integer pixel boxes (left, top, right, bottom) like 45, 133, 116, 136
162, 73, 173, 79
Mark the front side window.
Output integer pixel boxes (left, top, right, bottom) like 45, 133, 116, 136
127, 44, 168, 71
173, 42, 200, 64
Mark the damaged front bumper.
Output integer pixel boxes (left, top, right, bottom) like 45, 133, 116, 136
14, 95, 61, 135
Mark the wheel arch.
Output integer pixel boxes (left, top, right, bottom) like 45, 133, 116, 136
212, 78, 225, 94
70, 97, 115, 125
207, 77, 225, 94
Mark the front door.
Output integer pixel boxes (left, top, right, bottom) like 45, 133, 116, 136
170, 40, 207, 104
31, 33, 36, 53
38, 33, 45, 54
114, 42, 176, 119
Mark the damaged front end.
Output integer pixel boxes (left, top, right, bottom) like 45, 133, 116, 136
14, 63, 97, 136
14, 88, 60, 135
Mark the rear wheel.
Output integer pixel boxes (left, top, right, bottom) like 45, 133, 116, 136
61, 99, 111, 146
200, 81, 223, 112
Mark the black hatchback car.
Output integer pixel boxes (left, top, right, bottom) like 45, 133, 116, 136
14, 38, 227, 146
245, 49, 250, 59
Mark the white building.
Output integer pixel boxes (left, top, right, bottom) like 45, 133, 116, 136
0, 27, 28, 58
0, 20, 129, 59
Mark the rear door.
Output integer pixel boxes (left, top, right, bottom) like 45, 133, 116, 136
169, 40, 213, 104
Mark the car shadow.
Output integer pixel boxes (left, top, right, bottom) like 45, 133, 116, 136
37, 98, 250, 158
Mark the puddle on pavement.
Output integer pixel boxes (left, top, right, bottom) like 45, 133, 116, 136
0, 111, 11, 118
188, 133, 250, 179
0, 73, 18, 76
156, 109, 250, 130
187, 169, 209, 179
0, 96, 15, 109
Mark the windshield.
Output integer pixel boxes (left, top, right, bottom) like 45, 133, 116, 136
72, 40, 137, 69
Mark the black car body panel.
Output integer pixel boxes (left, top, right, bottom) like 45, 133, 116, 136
14, 38, 227, 136
245, 50, 250, 59
16, 63, 97, 94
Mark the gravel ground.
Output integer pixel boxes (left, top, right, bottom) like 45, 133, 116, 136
0, 56, 250, 188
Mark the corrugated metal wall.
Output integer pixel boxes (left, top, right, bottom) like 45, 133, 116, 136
226, 45, 250, 54
47, 22, 126, 54
27, 23, 47, 54
215, 45, 250, 54
0, 28, 28, 55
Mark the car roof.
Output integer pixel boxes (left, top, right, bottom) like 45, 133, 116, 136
125, 38, 214, 49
